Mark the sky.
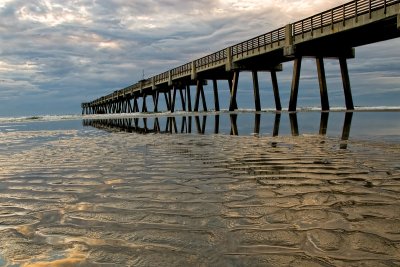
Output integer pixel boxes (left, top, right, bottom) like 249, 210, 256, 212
0, 0, 399, 116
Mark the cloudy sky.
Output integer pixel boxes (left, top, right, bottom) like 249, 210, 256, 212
0, 0, 399, 116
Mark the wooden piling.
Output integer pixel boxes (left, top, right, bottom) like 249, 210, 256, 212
270, 71, 282, 111
229, 71, 239, 111
153, 91, 159, 112
186, 85, 192, 112
142, 94, 148, 112
171, 86, 177, 113
339, 57, 355, 110
179, 87, 186, 111
316, 57, 330, 111
252, 71, 262, 111
289, 57, 302, 112
213, 79, 220, 111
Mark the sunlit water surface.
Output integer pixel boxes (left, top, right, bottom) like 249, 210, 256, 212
0, 111, 399, 266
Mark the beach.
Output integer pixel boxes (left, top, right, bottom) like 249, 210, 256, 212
0, 111, 399, 266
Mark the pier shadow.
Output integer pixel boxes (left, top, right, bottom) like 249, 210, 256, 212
83, 111, 353, 146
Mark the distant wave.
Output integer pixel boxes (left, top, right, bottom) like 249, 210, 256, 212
1, 106, 399, 123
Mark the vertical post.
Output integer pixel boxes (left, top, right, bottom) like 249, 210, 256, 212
200, 82, 208, 112
171, 86, 177, 113
339, 57, 354, 110
186, 85, 192, 112
316, 57, 330, 111
153, 91, 159, 113
369, 0, 372, 19
142, 94, 148, 112
179, 87, 186, 111
128, 98, 133, 113
164, 91, 171, 111
270, 71, 282, 111
194, 80, 201, 112
288, 57, 302, 112
252, 71, 261, 111
229, 71, 239, 111
213, 79, 220, 111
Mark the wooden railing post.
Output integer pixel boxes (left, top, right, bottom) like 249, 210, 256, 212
384, 0, 387, 14
369, 0, 372, 19
355, 0, 358, 22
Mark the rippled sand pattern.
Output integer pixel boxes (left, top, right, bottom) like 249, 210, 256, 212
0, 129, 399, 266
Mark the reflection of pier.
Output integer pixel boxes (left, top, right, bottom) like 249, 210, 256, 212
83, 112, 353, 145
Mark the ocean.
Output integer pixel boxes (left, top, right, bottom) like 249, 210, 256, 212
0, 109, 399, 266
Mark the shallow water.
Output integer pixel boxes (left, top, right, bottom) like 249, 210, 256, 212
0, 112, 399, 266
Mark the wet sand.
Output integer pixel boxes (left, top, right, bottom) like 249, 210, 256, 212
0, 115, 400, 266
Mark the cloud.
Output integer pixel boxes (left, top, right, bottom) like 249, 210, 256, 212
0, 0, 398, 115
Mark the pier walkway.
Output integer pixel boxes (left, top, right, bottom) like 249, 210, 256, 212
82, 0, 400, 115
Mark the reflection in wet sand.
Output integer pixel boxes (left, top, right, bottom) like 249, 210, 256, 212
0, 113, 400, 266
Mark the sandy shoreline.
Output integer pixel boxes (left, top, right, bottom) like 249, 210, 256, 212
0, 119, 399, 266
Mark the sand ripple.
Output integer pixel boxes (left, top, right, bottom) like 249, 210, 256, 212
0, 128, 399, 266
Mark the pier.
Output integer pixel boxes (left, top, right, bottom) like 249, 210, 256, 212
82, 0, 400, 114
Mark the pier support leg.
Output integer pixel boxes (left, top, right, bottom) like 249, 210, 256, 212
252, 71, 261, 111
200, 83, 207, 112
316, 57, 330, 111
153, 91, 159, 112
194, 80, 207, 112
229, 71, 239, 111
289, 57, 302, 112
127, 98, 133, 113
164, 91, 171, 111
142, 94, 148, 112
213, 79, 220, 111
133, 96, 139, 112
339, 57, 354, 110
186, 85, 192, 112
171, 86, 177, 113
270, 71, 282, 111
179, 87, 186, 111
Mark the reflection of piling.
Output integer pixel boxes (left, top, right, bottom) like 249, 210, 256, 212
273, 113, 281, 137
340, 112, 354, 149
230, 114, 239, 136
83, 111, 353, 140
254, 113, 261, 135
289, 113, 299, 136
319, 112, 329, 135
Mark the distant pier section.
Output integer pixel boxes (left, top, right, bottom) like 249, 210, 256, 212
82, 0, 400, 115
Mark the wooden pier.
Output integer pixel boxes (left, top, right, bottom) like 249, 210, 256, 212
82, 0, 400, 115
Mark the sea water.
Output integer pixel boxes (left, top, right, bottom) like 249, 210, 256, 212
0, 110, 399, 266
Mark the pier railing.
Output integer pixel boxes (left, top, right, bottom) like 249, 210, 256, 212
293, 0, 399, 37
